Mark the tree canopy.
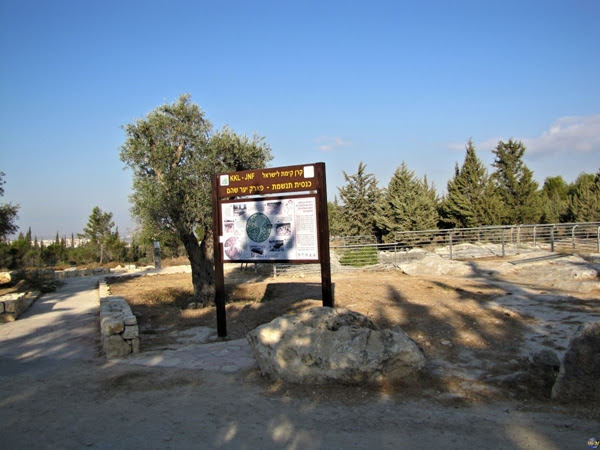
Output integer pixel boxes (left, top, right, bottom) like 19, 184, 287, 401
120, 94, 272, 305
567, 171, 600, 222
78, 206, 122, 264
0, 172, 19, 240
491, 139, 542, 224
337, 162, 380, 237
440, 139, 501, 228
375, 162, 439, 241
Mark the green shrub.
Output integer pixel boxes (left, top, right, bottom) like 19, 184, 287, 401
16, 270, 65, 293
339, 246, 379, 267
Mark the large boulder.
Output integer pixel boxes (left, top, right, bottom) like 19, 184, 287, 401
551, 321, 600, 403
247, 307, 426, 384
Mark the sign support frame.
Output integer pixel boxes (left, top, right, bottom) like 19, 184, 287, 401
211, 162, 333, 337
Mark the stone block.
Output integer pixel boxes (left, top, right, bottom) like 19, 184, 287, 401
101, 317, 124, 335
103, 335, 131, 359
131, 338, 140, 353
0, 302, 4, 313
122, 325, 139, 339
4, 298, 21, 313
0, 272, 12, 283
123, 315, 137, 326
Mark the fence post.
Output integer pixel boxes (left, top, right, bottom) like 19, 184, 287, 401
597, 226, 600, 253
533, 226, 537, 247
502, 228, 505, 258
517, 225, 521, 248
449, 232, 453, 260
572, 224, 578, 250
551, 225, 555, 252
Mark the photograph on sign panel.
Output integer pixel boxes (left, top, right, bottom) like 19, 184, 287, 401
221, 197, 318, 261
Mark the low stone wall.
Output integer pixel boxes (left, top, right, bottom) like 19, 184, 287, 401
57, 267, 111, 278
0, 291, 41, 322
99, 281, 140, 359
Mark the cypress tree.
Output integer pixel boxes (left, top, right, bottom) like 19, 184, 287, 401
440, 139, 501, 228
327, 197, 345, 237
375, 162, 439, 242
540, 176, 569, 223
567, 171, 600, 222
337, 162, 381, 237
491, 139, 542, 224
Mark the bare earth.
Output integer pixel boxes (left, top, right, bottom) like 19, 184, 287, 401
2, 250, 600, 448
107, 252, 600, 405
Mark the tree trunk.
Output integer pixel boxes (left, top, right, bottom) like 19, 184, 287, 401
180, 229, 215, 307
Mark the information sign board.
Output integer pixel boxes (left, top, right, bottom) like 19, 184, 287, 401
211, 162, 333, 337
221, 197, 319, 261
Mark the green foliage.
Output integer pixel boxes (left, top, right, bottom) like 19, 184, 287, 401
0, 171, 19, 240
491, 139, 542, 224
567, 171, 600, 222
327, 197, 345, 236
17, 270, 65, 293
337, 162, 381, 237
338, 246, 379, 267
440, 140, 502, 228
78, 206, 121, 264
540, 176, 569, 223
374, 162, 439, 242
120, 94, 272, 303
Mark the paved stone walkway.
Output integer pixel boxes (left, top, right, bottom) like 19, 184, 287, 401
0, 276, 100, 361
121, 338, 257, 372
0, 274, 257, 373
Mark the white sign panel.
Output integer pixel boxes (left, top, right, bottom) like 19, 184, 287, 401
221, 197, 319, 261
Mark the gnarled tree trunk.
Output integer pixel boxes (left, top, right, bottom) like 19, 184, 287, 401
180, 228, 215, 307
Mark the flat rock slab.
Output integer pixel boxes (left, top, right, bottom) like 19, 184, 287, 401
120, 338, 256, 372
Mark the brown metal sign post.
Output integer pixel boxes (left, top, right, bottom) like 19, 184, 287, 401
211, 162, 333, 337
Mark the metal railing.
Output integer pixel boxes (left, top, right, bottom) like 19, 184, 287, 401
268, 222, 599, 276
395, 222, 600, 260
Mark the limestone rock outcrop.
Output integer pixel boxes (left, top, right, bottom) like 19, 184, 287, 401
552, 321, 600, 403
247, 307, 426, 384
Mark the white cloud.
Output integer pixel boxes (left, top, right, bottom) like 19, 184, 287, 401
316, 136, 351, 152
522, 115, 600, 155
447, 114, 600, 158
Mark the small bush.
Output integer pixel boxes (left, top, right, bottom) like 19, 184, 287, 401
18, 270, 65, 293
339, 246, 379, 267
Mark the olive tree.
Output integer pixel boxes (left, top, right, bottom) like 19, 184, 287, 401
120, 94, 272, 305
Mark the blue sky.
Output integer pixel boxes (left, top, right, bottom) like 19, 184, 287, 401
1, 0, 599, 239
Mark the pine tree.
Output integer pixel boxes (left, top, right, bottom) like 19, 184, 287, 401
540, 176, 569, 223
374, 162, 439, 242
491, 139, 542, 224
440, 139, 501, 228
567, 171, 600, 222
327, 197, 346, 236
79, 206, 116, 264
337, 162, 381, 237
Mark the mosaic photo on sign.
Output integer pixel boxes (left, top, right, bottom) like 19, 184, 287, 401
221, 197, 318, 261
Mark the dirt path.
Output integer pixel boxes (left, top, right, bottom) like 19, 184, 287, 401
1, 359, 597, 449
1, 263, 599, 448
